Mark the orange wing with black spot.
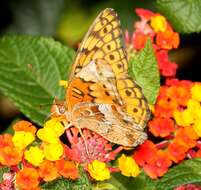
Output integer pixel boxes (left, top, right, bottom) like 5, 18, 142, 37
67, 8, 150, 129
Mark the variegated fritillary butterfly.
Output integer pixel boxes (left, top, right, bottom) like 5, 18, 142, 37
52, 8, 150, 147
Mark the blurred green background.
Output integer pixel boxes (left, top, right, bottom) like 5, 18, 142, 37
0, 0, 201, 130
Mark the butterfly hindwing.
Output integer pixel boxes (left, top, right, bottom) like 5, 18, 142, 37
71, 102, 147, 147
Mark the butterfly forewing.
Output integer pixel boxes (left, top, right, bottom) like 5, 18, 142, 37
65, 8, 150, 147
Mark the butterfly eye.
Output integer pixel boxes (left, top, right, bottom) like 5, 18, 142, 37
58, 106, 66, 114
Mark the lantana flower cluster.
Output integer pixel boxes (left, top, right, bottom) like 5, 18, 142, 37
0, 119, 79, 189
127, 9, 201, 181
125, 8, 179, 77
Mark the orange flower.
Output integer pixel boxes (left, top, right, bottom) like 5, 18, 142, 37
156, 25, 179, 50
167, 142, 187, 163
143, 150, 172, 179
39, 160, 59, 182
0, 146, 23, 166
0, 134, 13, 148
148, 117, 175, 137
56, 159, 79, 180
174, 127, 198, 149
166, 86, 191, 107
13, 120, 37, 135
21, 187, 41, 190
16, 167, 39, 189
155, 86, 178, 118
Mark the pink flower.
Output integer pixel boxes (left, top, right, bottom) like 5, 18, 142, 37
0, 172, 14, 190
64, 128, 122, 166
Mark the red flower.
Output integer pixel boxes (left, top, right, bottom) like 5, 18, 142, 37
166, 79, 192, 88
156, 50, 178, 77
132, 32, 148, 50
143, 150, 172, 179
135, 8, 154, 20
148, 117, 175, 137
133, 140, 158, 166
195, 149, 201, 158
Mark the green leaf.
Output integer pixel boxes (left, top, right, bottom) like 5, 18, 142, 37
156, 158, 201, 190
8, 0, 65, 35
41, 171, 91, 190
157, 0, 201, 33
0, 167, 10, 182
104, 172, 156, 190
0, 35, 75, 125
129, 39, 160, 105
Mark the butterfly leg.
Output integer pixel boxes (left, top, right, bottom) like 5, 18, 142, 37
64, 121, 73, 130
77, 127, 90, 157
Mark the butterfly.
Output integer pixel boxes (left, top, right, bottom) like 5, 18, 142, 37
51, 8, 150, 147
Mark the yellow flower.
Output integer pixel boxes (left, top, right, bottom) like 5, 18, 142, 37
44, 119, 65, 137
37, 119, 65, 144
193, 121, 201, 137
43, 143, 63, 161
173, 110, 193, 126
24, 146, 44, 166
191, 83, 201, 102
59, 80, 68, 88
37, 127, 59, 144
12, 131, 35, 150
118, 154, 140, 177
149, 104, 155, 113
187, 99, 200, 112
150, 15, 167, 32
88, 160, 110, 181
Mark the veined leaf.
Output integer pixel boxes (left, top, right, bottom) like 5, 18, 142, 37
104, 172, 156, 190
0, 35, 75, 125
129, 39, 160, 104
157, 0, 201, 33
156, 158, 201, 190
